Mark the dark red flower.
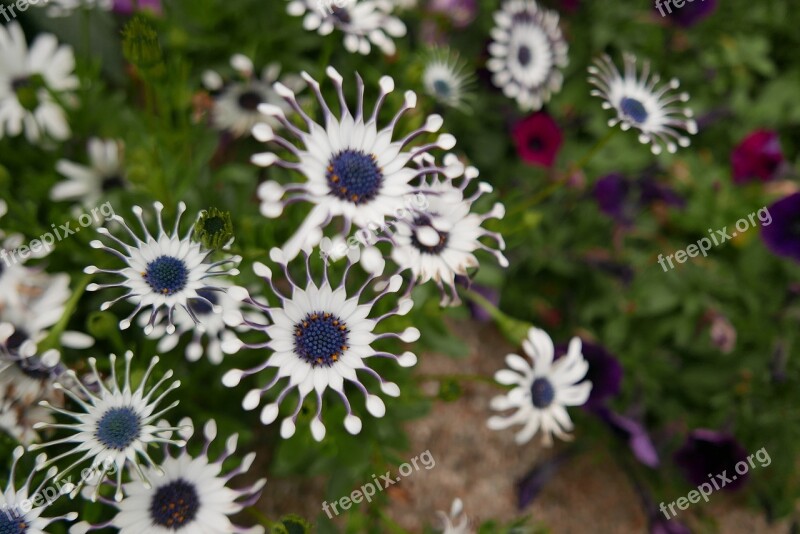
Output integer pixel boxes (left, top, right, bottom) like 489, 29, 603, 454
511, 112, 563, 168
731, 130, 783, 183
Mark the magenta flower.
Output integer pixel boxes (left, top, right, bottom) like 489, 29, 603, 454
113, 0, 162, 15
511, 112, 563, 168
731, 129, 784, 183
427, 0, 477, 28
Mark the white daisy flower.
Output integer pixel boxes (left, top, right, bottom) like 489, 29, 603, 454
287, 0, 407, 55
422, 48, 475, 110
0, 324, 65, 406
487, 327, 592, 446
0, 447, 78, 532
588, 53, 698, 155
437, 498, 472, 534
0, 23, 78, 143
487, 0, 568, 111
29, 351, 188, 501
202, 54, 297, 138
145, 280, 256, 365
51, 138, 126, 209
84, 201, 241, 335
221, 248, 418, 442
390, 154, 508, 306
38, 0, 113, 17
253, 66, 460, 260
70, 418, 266, 534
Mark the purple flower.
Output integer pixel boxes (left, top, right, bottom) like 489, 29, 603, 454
511, 112, 563, 168
113, 0, 162, 15
674, 429, 749, 491
517, 449, 574, 509
464, 283, 499, 323
761, 193, 800, 262
594, 171, 684, 225
731, 130, 784, 184
556, 340, 622, 410
427, 0, 477, 28
662, 0, 717, 27
595, 407, 660, 468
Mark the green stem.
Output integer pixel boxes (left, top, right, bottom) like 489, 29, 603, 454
376, 509, 412, 534
462, 289, 532, 345
573, 127, 617, 171
38, 274, 92, 352
246, 508, 275, 528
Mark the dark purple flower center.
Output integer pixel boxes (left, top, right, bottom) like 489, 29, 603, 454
96, 407, 141, 450
517, 45, 532, 67
410, 216, 449, 255
149, 479, 200, 529
530, 377, 555, 408
237, 90, 263, 111
527, 136, 544, 152
326, 149, 383, 205
101, 174, 125, 192
294, 312, 349, 367
331, 6, 351, 24
0, 513, 27, 534
144, 256, 189, 295
433, 79, 452, 98
620, 97, 648, 124
189, 289, 219, 316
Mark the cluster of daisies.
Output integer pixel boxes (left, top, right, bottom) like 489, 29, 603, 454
0, 0, 708, 530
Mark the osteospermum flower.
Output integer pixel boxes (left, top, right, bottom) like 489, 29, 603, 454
70, 418, 266, 534
202, 54, 296, 137
0, 23, 78, 143
588, 53, 698, 155
286, 0, 406, 55
422, 48, 474, 110
146, 281, 253, 365
85, 202, 241, 335
221, 248, 419, 441
436, 498, 471, 534
0, 447, 78, 532
487, 0, 568, 111
487, 327, 592, 445
390, 154, 508, 306
51, 138, 126, 208
253, 67, 460, 260
29, 352, 187, 501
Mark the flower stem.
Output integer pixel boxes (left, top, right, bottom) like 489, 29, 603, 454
462, 288, 532, 345
38, 274, 92, 352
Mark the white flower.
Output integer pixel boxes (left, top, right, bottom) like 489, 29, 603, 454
287, 0, 406, 55
437, 498, 472, 534
0, 447, 78, 532
221, 248, 418, 442
588, 53, 698, 155
253, 66, 460, 260
202, 54, 297, 137
487, 0, 568, 111
487, 327, 591, 446
29, 351, 188, 501
389, 154, 508, 306
38, 0, 113, 17
85, 202, 241, 335
146, 280, 255, 365
70, 418, 266, 534
422, 48, 474, 110
0, 23, 78, 143
0, 324, 65, 406
51, 138, 126, 208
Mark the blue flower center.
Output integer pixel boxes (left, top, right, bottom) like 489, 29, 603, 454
433, 79, 452, 98
96, 407, 141, 450
294, 312, 349, 367
0, 513, 27, 534
144, 256, 189, 295
620, 97, 649, 124
326, 149, 383, 205
530, 378, 555, 409
188, 289, 218, 316
149, 479, 200, 529
517, 45, 532, 67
